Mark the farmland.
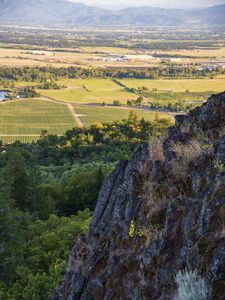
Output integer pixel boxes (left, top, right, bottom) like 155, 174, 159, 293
39, 77, 225, 108
0, 27, 225, 144
40, 78, 136, 104
0, 94, 172, 143
121, 78, 225, 93
74, 105, 173, 127
1, 43, 225, 68
0, 75, 224, 144
159, 47, 225, 58
0, 46, 157, 68
0, 99, 76, 143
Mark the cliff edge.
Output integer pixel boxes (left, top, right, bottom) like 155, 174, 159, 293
52, 92, 225, 300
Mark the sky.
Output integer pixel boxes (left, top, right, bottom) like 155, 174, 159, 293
69, 0, 225, 9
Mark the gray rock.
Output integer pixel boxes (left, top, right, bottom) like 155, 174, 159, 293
52, 92, 225, 300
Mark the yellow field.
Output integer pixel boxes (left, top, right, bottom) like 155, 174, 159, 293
0, 47, 155, 68
0, 47, 91, 67
40, 78, 136, 104
1, 44, 225, 68
121, 78, 225, 93
15, 81, 40, 87
161, 47, 225, 58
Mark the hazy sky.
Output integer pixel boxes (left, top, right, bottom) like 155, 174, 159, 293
69, 0, 225, 9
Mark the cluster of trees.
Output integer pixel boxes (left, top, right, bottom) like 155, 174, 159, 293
0, 65, 223, 83
0, 113, 173, 299
0, 79, 63, 101
108, 97, 197, 113
27, 112, 173, 165
19, 86, 41, 98
127, 96, 144, 106
132, 40, 223, 50
0, 146, 106, 218
151, 101, 196, 112
0, 192, 91, 300
37, 81, 63, 90
7, 87, 41, 100
0, 79, 15, 88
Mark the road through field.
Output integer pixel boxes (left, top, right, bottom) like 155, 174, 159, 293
40, 96, 84, 127
40, 95, 177, 124
67, 103, 84, 128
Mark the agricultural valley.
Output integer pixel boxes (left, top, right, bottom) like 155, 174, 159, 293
1, 27, 225, 143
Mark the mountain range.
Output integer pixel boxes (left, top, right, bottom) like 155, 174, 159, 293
0, 0, 225, 28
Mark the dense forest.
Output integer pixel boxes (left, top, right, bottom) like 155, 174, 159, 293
0, 113, 173, 299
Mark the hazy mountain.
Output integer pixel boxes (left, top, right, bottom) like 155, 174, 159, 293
0, 0, 225, 27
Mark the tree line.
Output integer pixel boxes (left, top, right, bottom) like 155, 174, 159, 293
0, 65, 223, 83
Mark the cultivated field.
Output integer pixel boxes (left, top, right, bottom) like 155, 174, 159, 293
0, 47, 157, 68
1, 29, 225, 144
41, 78, 136, 104
74, 105, 173, 127
39, 77, 225, 107
1, 44, 225, 68
121, 78, 225, 93
161, 47, 225, 58
0, 99, 76, 143
143, 91, 210, 106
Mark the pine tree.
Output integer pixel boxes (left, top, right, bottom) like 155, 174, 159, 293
4, 148, 30, 210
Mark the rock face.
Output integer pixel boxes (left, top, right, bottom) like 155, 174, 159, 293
52, 92, 225, 300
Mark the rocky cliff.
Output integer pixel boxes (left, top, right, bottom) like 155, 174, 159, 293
52, 92, 225, 300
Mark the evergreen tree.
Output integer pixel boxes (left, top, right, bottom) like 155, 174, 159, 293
4, 148, 30, 210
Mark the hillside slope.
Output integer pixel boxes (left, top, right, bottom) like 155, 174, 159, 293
52, 92, 225, 299
0, 0, 225, 27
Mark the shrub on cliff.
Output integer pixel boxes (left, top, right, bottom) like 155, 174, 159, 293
174, 269, 211, 300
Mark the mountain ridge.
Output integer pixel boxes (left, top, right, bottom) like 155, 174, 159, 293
1, 0, 225, 27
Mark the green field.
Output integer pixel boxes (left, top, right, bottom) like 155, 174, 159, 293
1, 76, 223, 143
143, 91, 210, 106
15, 81, 40, 88
121, 78, 225, 93
75, 105, 173, 127
0, 99, 76, 143
40, 78, 136, 104
40, 78, 225, 107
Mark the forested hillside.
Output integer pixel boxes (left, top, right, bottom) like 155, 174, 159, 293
1, 0, 225, 27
